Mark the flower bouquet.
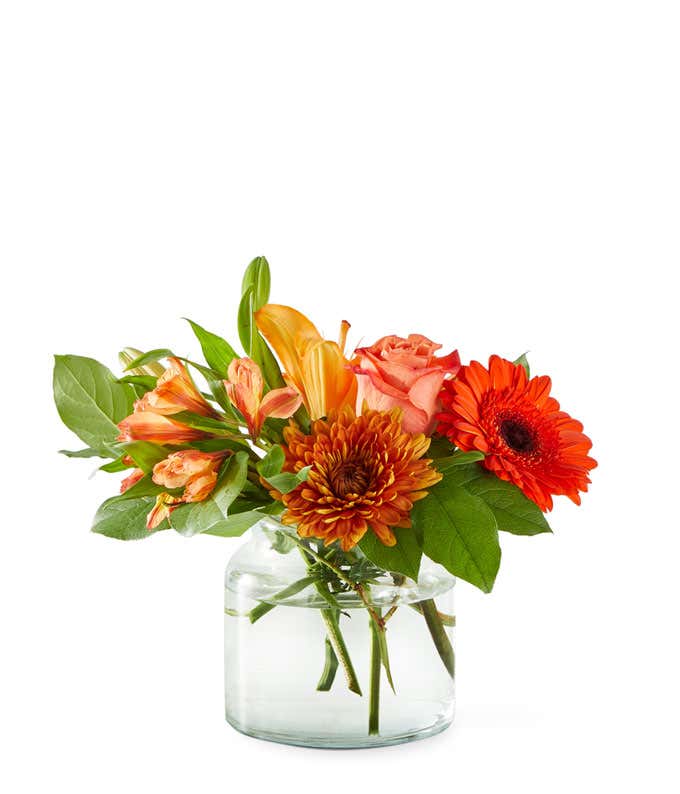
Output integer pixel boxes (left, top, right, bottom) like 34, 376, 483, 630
53, 256, 596, 748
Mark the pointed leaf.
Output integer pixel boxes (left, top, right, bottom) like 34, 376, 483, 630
53, 355, 136, 452
413, 481, 501, 593
91, 496, 166, 540
185, 318, 238, 377
359, 528, 423, 581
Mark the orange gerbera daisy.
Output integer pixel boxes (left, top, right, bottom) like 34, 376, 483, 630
437, 355, 597, 511
278, 407, 442, 551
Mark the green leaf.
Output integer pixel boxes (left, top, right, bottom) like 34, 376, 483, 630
124, 348, 174, 370
433, 463, 552, 536
99, 457, 130, 473
413, 481, 501, 593
513, 352, 531, 378
241, 255, 271, 311
115, 473, 169, 500
237, 286, 256, 356
256, 445, 285, 478
119, 441, 169, 473
169, 452, 249, 536
167, 411, 235, 435
435, 450, 486, 472
460, 469, 551, 536
264, 467, 310, 495
185, 318, 238, 377
237, 270, 285, 389
91, 496, 165, 540
53, 355, 136, 452
201, 510, 265, 537
117, 375, 157, 391
359, 528, 423, 581
59, 447, 108, 459
427, 436, 456, 458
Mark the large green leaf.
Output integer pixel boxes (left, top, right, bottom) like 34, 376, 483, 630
460, 468, 550, 536
91, 496, 165, 540
434, 463, 551, 536
185, 318, 238, 377
53, 355, 136, 452
169, 452, 249, 536
413, 482, 501, 593
359, 528, 423, 581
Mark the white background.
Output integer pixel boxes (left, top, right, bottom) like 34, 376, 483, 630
1, 2, 678, 792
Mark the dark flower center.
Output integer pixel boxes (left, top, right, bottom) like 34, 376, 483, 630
499, 418, 535, 453
330, 461, 371, 497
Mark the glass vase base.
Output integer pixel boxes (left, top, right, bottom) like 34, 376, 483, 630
226, 706, 454, 750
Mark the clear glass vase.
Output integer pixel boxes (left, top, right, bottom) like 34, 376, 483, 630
224, 518, 455, 749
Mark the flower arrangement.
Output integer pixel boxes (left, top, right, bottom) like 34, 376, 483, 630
53, 256, 596, 745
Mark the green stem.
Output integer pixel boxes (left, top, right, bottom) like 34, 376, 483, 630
368, 609, 382, 735
409, 602, 456, 627
319, 602, 362, 695
420, 598, 455, 678
287, 534, 385, 629
293, 546, 363, 696
248, 575, 317, 623
317, 635, 339, 691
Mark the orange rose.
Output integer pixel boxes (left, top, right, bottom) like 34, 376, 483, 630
353, 334, 460, 434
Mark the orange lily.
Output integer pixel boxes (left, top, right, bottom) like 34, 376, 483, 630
225, 357, 302, 438
254, 305, 357, 420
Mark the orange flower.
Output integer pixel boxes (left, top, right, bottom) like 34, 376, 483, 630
279, 407, 442, 551
255, 304, 357, 420
117, 357, 219, 444
135, 357, 220, 418
224, 357, 302, 438
437, 356, 597, 511
120, 468, 144, 493
118, 411, 209, 444
147, 493, 184, 529
152, 449, 226, 502
146, 450, 228, 528
353, 334, 460, 434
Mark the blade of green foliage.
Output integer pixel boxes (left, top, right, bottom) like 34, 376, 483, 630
91, 496, 166, 540
513, 352, 531, 378
53, 355, 136, 452
185, 318, 238, 377
433, 463, 552, 536
256, 445, 285, 478
118, 441, 169, 473
413, 480, 501, 593
435, 450, 486, 472
124, 348, 174, 370
359, 528, 422, 581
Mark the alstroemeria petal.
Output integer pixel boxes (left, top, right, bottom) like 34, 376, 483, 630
260, 386, 302, 420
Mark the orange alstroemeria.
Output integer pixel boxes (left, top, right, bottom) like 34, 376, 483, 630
146, 450, 228, 529
225, 357, 302, 438
135, 357, 220, 418
120, 468, 144, 493
254, 305, 357, 420
117, 357, 219, 444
